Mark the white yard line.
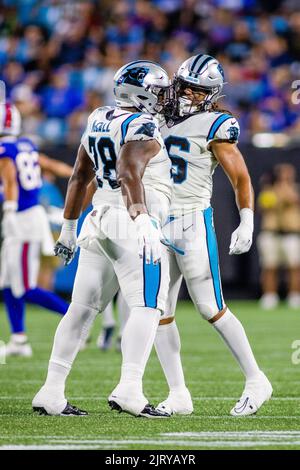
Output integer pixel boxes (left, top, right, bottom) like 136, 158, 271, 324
0, 395, 299, 401
1, 440, 300, 450
182, 415, 300, 419
2, 431, 300, 450
163, 431, 300, 437
2, 430, 300, 440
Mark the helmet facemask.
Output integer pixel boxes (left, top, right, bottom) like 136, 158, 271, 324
131, 84, 173, 115
173, 76, 222, 117
167, 55, 225, 119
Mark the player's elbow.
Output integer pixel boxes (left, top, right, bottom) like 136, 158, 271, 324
68, 169, 89, 187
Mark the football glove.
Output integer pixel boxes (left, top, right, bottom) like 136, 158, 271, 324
229, 208, 254, 255
54, 218, 78, 265
134, 213, 161, 264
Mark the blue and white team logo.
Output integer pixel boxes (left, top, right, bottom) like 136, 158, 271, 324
134, 122, 156, 138
228, 126, 239, 142
117, 67, 149, 87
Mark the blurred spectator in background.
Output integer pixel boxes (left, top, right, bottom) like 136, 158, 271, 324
257, 164, 300, 309
1, 0, 300, 145
10, 84, 42, 142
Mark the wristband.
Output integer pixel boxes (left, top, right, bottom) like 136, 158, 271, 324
240, 208, 254, 230
62, 218, 78, 232
3, 200, 18, 212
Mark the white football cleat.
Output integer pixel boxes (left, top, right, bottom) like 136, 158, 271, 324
259, 293, 279, 310
287, 292, 300, 309
5, 334, 33, 357
32, 385, 67, 416
156, 387, 193, 415
230, 371, 273, 416
108, 386, 170, 418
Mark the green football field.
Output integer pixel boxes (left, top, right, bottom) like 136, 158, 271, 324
0, 300, 300, 450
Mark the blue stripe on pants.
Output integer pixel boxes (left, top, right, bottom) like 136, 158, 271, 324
203, 207, 223, 311
143, 257, 161, 309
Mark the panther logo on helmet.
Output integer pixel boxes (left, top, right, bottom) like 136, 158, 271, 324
117, 67, 149, 88
114, 61, 170, 114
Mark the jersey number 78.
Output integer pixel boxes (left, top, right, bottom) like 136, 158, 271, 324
88, 136, 120, 189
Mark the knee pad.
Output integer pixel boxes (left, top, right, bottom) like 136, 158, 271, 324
195, 302, 219, 321
64, 302, 99, 333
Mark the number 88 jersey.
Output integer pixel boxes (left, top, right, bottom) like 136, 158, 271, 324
0, 136, 42, 211
81, 106, 172, 205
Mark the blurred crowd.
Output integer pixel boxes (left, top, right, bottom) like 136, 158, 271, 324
1, 0, 300, 144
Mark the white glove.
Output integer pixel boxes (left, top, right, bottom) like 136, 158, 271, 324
54, 218, 78, 265
229, 208, 254, 255
2, 201, 19, 238
134, 213, 161, 264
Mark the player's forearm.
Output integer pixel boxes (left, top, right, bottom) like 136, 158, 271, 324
63, 144, 95, 219
119, 175, 148, 219
63, 176, 89, 219
52, 161, 73, 178
39, 154, 72, 178
3, 178, 18, 203
82, 178, 97, 212
235, 175, 254, 211
117, 140, 160, 219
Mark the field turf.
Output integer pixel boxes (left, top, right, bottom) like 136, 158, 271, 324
0, 300, 300, 450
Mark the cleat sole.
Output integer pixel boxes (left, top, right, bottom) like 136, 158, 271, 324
33, 406, 48, 416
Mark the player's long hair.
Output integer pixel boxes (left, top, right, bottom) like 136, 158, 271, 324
210, 102, 233, 115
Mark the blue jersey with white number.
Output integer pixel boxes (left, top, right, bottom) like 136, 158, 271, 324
0, 137, 42, 211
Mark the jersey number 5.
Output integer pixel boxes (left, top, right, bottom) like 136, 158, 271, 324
165, 136, 189, 184
88, 136, 120, 189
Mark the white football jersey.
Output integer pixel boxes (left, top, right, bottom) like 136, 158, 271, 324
81, 106, 172, 207
160, 111, 240, 214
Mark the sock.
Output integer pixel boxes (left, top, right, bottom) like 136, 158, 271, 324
119, 307, 160, 391
43, 302, 98, 394
3, 288, 26, 333
213, 308, 260, 380
154, 320, 186, 392
24, 287, 68, 315
102, 302, 115, 328
11, 333, 28, 344
117, 292, 130, 335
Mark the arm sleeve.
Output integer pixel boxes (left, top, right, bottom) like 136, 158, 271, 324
122, 115, 161, 146
207, 114, 240, 145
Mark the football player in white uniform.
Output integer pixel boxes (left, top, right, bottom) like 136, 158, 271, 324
154, 54, 272, 416
32, 61, 173, 417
